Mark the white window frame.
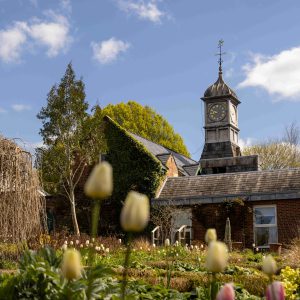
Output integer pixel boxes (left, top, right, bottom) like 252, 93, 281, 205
253, 205, 278, 248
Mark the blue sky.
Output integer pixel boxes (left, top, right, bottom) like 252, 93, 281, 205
1, 0, 300, 159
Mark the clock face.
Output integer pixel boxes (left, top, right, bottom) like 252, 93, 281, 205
208, 103, 226, 122
230, 105, 237, 125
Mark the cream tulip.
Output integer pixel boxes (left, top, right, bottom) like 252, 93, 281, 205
263, 255, 277, 276
205, 241, 228, 273
120, 191, 150, 232
164, 238, 170, 247
205, 228, 217, 244
84, 161, 113, 199
61, 249, 82, 280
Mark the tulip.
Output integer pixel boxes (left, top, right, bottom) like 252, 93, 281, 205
216, 283, 235, 300
61, 249, 82, 280
263, 255, 277, 276
175, 240, 179, 246
266, 281, 285, 300
120, 191, 150, 232
62, 244, 68, 251
70, 241, 74, 246
165, 238, 170, 247
84, 161, 113, 199
206, 241, 228, 273
205, 228, 217, 244
118, 239, 122, 244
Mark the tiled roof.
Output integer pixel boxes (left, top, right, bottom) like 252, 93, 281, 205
129, 133, 199, 176
204, 73, 237, 99
183, 164, 200, 176
158, 168, 300, 200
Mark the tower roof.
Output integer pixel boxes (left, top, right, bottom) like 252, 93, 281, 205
204, 72, 238, 99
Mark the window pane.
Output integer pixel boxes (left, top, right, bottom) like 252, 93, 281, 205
254, 207, 276, 225
255, 227, 278, 247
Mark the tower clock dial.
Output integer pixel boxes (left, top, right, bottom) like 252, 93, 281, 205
208, 103, 226, 122
230, 104, 237, 125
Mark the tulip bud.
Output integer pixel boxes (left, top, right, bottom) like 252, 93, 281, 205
262, 255, 277, 276
84, 161, 113, 199
164, 238, 170, 247
205, 228, 217, 244
61, 249, 82, 280
120, 191, 150, 232
206, 241, 228, 273
266, 281, 285, 300
216, 283, 235, 300
175, 240, 179, 246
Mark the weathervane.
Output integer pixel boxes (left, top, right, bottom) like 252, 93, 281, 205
215, 39, 226, 74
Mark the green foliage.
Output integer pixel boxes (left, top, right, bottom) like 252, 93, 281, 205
101, 101, 190, 157
104, 116, 165, 212
281, 266, 300, 299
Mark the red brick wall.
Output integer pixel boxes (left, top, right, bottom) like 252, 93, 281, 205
192, 199, 300, 247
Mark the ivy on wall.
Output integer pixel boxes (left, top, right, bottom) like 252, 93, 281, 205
104, 116, 166, 207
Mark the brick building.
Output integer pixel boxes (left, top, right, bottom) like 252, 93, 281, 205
153, 63, 300, 249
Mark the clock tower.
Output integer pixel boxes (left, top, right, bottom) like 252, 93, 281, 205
200, 42, 241, 160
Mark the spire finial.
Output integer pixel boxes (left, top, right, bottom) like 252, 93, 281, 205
215, 39, 226, 76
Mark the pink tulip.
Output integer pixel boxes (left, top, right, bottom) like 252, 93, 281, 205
216, 283, 235, 300
266, 281, 285, 300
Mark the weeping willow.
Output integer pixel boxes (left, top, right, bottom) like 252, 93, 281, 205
0, 137, 46, 242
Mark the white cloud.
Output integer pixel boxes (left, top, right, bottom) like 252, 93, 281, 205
11, 104, 31, 112
0, 22, 27, 63
59, 0, 72, 14
27, 12, 72, 57
239, 137, 255, 150
239, 47, 300, 100
0, 12, 71, 63
91, 38, 130, 64
117, 0, 166, 23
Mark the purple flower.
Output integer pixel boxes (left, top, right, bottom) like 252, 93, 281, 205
266, 281, 285, 300
216, 283, 235, 300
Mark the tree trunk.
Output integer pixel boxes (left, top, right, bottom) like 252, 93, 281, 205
70, 189, 80, 236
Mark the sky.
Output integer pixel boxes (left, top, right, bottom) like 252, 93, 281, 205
1, 0, 300, 160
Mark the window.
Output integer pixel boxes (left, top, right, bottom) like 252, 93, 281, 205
253, 205, 278, 248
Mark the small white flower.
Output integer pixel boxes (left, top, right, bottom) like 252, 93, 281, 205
70, 241, 74, 246
165, 239, 170, 247
152, 244, 156, 248
190, 245, 194, 250
62, 244, 68, 251
64, 240, 68, 245
139, 247, 143, 250
86, 240, 90, 245
92, 238, 95, 243
118, 239, 122, 244
80, 244, 83, 248
76, 240, 80, 245
105, 248, 110, 253
175, 240, 179, 247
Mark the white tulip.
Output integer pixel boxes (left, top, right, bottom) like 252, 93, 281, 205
164, 239, 170, 247
62, 244, 68, 251
84, 161, 113, 199
205, 241, 228, 273
120, 191, 150, 232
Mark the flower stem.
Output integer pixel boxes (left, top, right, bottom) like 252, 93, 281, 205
121, 233, 132, 299
91, 200, 101, 238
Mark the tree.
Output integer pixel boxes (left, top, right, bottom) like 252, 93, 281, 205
37, 63, 90, 236
284, 121, 300, 146
101, 101, 190, 157
243, 140, 300, 170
